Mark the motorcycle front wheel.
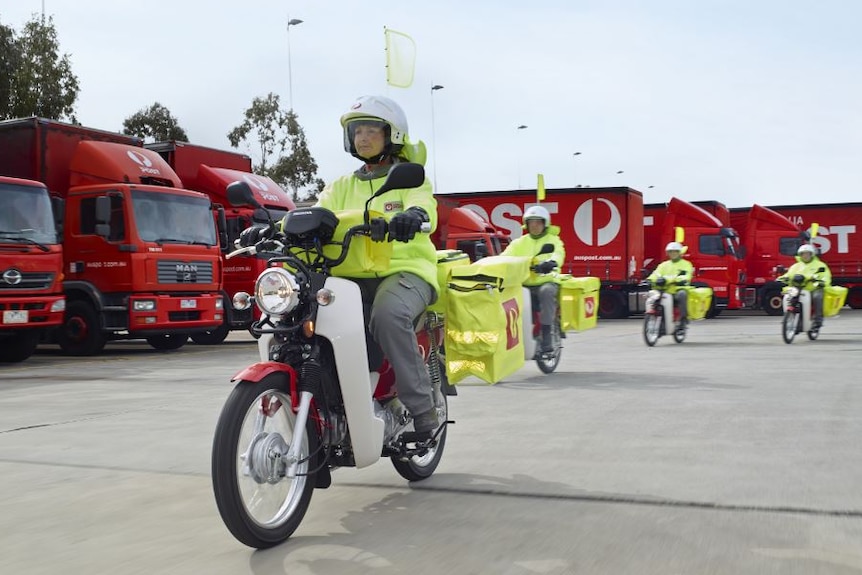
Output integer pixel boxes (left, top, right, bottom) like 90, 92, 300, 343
782, 311, 799, 344
392, 395, 448, 481
643, 313, 661, 347
212, 374, 318, 549
536, 322, 562, 374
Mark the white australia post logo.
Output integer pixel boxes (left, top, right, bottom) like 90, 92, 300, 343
243, 174, 280, 202
573, 198, 621, 247
126, 150, 161, 176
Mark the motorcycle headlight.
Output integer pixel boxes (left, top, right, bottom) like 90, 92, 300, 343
254, 268, 301, 316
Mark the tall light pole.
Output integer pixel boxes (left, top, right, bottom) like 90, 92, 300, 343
431, 84, 444, 192
287, 17, 304, 110
573, 151, 582, 188
516, 124, 528, 189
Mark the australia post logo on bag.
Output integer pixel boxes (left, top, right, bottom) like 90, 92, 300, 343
501, 298, 520, 350
584, 295, 596, 318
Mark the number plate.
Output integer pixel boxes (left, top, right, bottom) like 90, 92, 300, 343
180, 299, 197, 309
2, 310, 28, 324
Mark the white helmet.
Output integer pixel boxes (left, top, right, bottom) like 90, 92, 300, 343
665, 241, 684, 252
340, 95, 409, 162
523, 205, 551, 226
797, 243, 816, 256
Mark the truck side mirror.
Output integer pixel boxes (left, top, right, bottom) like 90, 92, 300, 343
95, 196, 111, 238
227, 181, 259, 208
216, 206, 228, 250
51, 196, 65, 237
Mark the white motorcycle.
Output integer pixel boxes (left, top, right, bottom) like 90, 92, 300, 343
780, 271, 824, 343
642, 271, 689, 347
211, 163, 451, 549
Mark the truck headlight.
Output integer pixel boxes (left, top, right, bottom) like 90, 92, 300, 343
133, 300, 157, 311
255, 268, 301, 316
50, 299, 66, 313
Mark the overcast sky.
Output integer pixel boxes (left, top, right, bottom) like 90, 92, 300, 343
4, 0, 861, 207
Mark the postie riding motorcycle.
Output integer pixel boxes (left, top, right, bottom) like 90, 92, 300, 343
211, 163, 453, 549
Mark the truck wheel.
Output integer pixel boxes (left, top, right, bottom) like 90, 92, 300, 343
847, 288, 862, 310
58, 301, 107, 356
190, 324, 230, 345
0, 332, 39, 363
598, 290, 626, 319
761, 290, 784, 316
146, 334, 188, 351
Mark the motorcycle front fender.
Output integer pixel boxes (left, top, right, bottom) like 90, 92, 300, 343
661, 292, 675, 329
231, 361, 297, 385
315, 276, 384, 469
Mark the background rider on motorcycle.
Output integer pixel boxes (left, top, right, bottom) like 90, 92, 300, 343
777, 243, 832, 328
648, 242, 694, 329
241, 95, 441, 438
501, 205, 566, 352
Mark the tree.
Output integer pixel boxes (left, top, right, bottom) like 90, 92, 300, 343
228, 93, 323, 200
0, 15, 80, 121
122, 102, 189, 142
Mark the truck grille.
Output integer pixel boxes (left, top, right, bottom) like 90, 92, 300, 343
0, 271, 54, 291
157, 261, 214, 284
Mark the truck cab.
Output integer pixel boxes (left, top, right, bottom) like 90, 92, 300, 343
729, 204, 804, 314
645, 198, 745, 315
0, 118, 225, 355
0, 176, 66, 362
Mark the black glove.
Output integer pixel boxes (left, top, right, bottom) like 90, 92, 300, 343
239, 224, 274, 247
369, 217, 388, 242
814, 280, 825, 288
535, 260, 557, 274
389, 207, 427, 243
676, 279, 688, 286
655, 277, 667, 287
793, 274, 805, 284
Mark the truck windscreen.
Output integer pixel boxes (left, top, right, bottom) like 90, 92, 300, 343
0, 183, 58, 245
132, 190, 217, 246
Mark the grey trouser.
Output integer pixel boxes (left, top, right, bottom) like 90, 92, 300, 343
674, 290, 688, 321
529, 283, 559, 326
358, 272, 435, 417
811, 288, 823, 320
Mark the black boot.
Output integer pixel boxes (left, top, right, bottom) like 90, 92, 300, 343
541, 325, 553, 352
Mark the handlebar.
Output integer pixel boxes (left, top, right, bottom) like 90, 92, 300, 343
228, 219, 432, 265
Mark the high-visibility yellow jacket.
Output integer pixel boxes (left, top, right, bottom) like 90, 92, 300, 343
315, 168, 439, 295
778, 256, 832, 291
648, 258, 695, 294
501, 226, 566, 286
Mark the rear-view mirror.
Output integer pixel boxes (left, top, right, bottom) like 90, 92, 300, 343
372, 163, 425, 199
227, 181, 259, 208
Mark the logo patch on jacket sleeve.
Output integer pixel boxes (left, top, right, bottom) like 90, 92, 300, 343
384, 201, 404, 213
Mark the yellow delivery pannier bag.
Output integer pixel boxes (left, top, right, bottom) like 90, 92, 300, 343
445, 255, 531, 384
558, 275, 600, 332
428, 250, 470, 314
824, 285, 848, 317
686, 286, 713, 320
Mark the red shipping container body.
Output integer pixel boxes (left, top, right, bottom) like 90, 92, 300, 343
440, 187, 644, 318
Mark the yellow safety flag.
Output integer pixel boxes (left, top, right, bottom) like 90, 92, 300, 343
384, 28, 416, 88
810, 223, 819, 239
675, 226, 689, 254
537, 173, 546, 202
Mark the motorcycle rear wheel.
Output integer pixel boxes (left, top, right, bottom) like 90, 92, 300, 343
807, 327, 820, 341
212, 374, 317, 549
673, 324, 686, 343
782, 311, 799, 344
643, 313, 661, 347
392, 395, 448, 481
